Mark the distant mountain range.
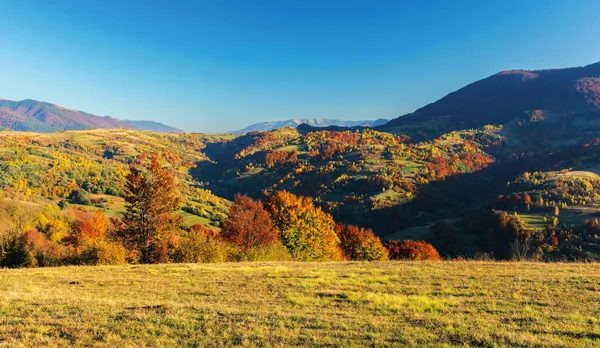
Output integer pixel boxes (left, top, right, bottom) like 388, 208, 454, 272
0, 98, 182, 133
233, 118, 389, 133
385, 62, 600, 132
121, 120, 182, 133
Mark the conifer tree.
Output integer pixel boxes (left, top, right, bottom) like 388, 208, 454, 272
116, 153, 183, 263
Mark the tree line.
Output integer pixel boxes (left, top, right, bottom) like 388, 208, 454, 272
0, 153, 440, 267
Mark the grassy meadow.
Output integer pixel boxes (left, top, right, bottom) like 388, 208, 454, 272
1, 262, 599, 347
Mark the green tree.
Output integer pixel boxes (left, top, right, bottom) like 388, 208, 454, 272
70, 190, 91, 205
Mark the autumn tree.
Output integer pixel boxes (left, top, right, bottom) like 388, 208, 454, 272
221, 195, 278, 251
335, 224, 388, 261
386, 240, 441, 261
189, 224, 217, 239
264, 190, 344, 261
70, 210, 108, 245
523, 193, 532, 206
115, 153, 183, 263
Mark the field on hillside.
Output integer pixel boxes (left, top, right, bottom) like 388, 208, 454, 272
1, 262, 599, 347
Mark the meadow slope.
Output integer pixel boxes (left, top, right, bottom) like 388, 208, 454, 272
1, 262, 599, 347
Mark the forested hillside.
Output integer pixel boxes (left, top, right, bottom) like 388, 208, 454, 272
2, 64, 600, 266
382, 62, 600, 140
0, 129, 230, 228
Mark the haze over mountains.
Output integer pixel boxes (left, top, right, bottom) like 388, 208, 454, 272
0, 98, 182, 133
233, 118, 389, 133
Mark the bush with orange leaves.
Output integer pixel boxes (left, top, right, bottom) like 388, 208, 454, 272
265, 190, 344, 261
386, 240, 442, 261
335, 224, 388, 261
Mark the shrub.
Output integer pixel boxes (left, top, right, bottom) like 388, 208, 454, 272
221, 195, 278, 251
0, 230, 36, 268
171, 229, 232, 263
336, 224, 388, 261
58, 200, 69, 210
78, 240, 128, 265
386, 240, 442, 261
22, 229, 80, 266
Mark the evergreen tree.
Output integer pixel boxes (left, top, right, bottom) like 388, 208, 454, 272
116, 153, 183, 263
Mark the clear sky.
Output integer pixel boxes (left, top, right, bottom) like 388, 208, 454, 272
0, 0, 599, 133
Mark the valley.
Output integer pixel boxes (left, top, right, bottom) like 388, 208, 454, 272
2, 63, 600, 264
2, 2, 599, 346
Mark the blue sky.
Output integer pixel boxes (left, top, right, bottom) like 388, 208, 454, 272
0, 0, 599, 133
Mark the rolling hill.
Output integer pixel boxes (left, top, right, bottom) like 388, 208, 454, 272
234, 118, 389, 133
2, 62, 600, 261
0, 98, 181, 132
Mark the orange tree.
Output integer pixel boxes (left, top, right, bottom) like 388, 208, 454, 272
69, 210, 108, 245
221, 195, 277, 251
264, 190, 344, 261
115, 153, 183, 263
335, 224, 388, 261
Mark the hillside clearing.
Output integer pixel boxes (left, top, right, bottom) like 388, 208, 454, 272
1, 262, 599, 346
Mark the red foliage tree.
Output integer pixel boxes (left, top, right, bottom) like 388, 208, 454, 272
386, 240, 441, 261
265, 150, 299, 168
221, 195, 278, 251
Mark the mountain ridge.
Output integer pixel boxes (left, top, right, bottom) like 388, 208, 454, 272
384, 62, 600, 134
233, 118, 389, 133
0, 98, 182, 133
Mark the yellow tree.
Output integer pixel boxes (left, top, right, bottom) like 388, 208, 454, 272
265, 190, 344, 261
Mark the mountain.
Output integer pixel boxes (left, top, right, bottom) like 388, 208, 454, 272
0, 98, 181, 133
384, 62, 600, 134
233, 118, 388, 133
122, 120, 183, 133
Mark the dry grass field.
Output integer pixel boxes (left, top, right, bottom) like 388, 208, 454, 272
1, 262, 599, 347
